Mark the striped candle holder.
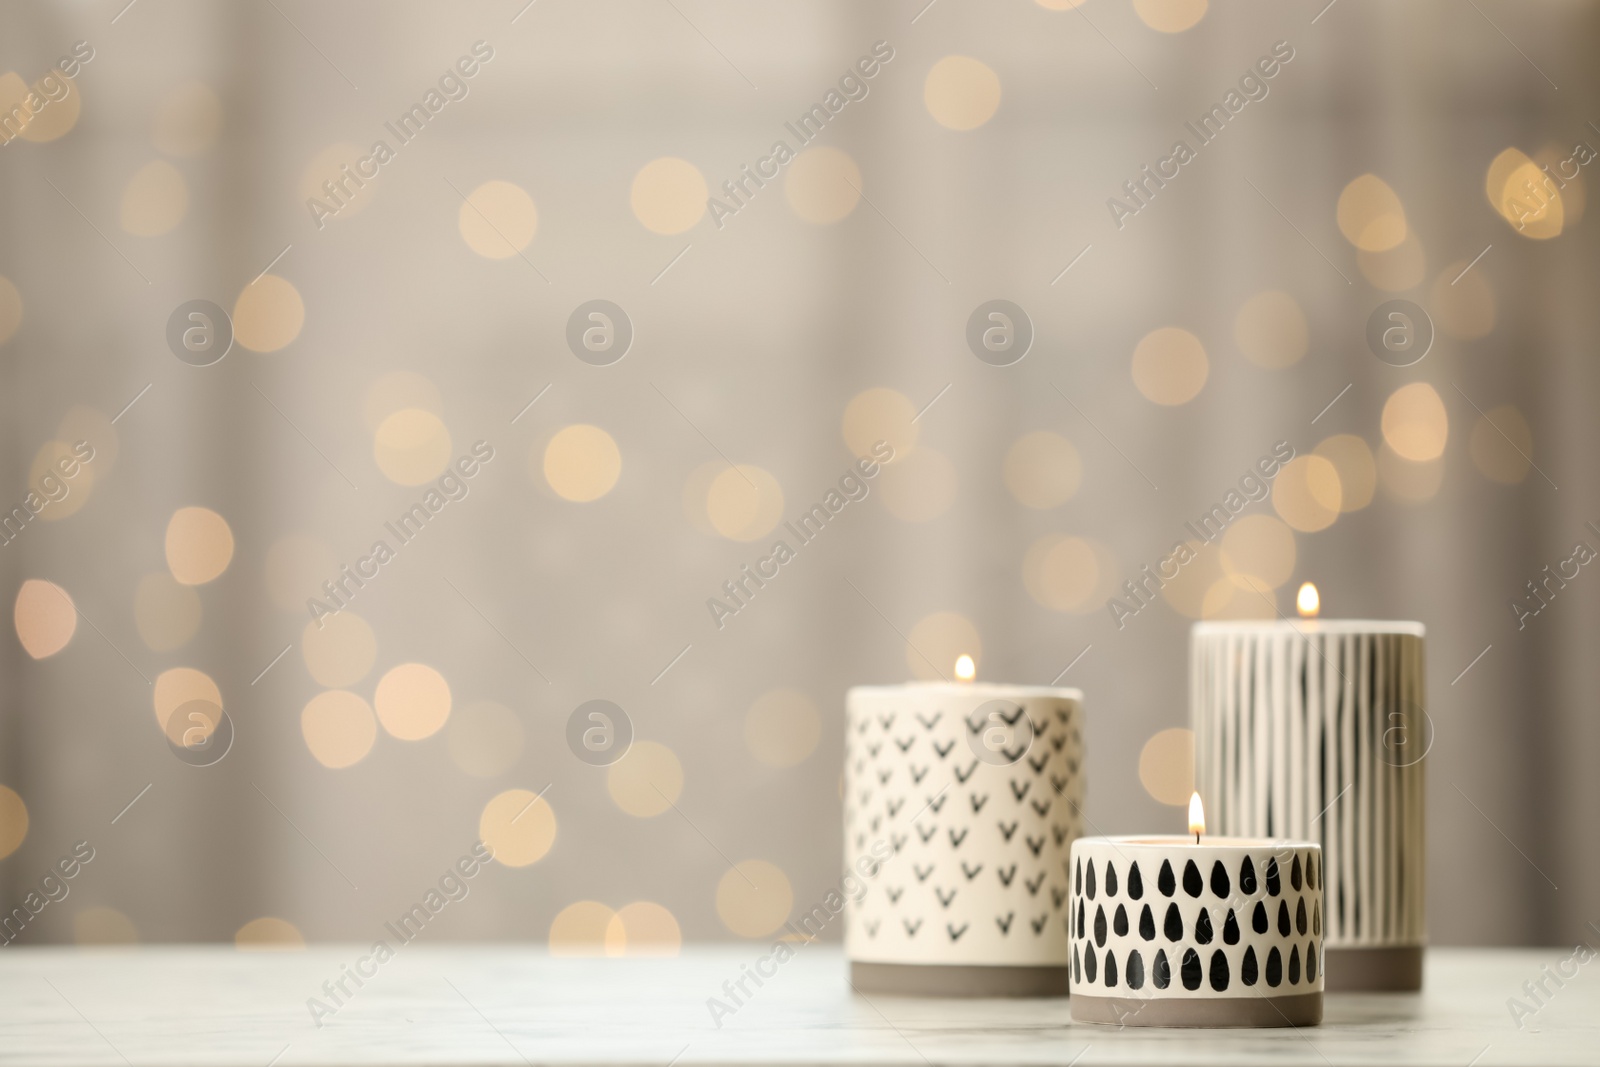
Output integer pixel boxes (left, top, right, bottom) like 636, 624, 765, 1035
1190, 620, 1427, 991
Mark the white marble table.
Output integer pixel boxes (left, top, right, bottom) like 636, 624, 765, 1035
0, 946, 1593, 1065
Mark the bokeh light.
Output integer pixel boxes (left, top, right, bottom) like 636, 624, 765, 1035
374, 662, 452, 740
715, 860, 793, 938
1218, 514, 1297, 589
14, 578, 76, 659
233, 274, 305, 352
706, 465, 785, 541
549, 902, 615, 957
298, 143, 377, 222
906, 610, 981, 680
1138, 728, 1195, 805
1271, 455, 1342, 532
153, 666, 221, 737
479, 788, 557, 867
1003, 431, 1081, 509
631, 157, 707, 234
1336, 174, 1407, 251
606, 740, 684, 818
543, 424, 621, 502
1486, 147, 1562, 239
234, 917, 304, 950
165, 506, 234, 585
1378, 443, 1445, 503
1312, 434, 1377, 512
301, 690, 378, 769
923, 56, 1002, 131
841, 388, 918, 461
0, 785, 28, 860
301, 612, 378, 688
458, 180, 538, 258
1134, 0, 1209, 32
1358, 231, 1427, 292
1132, 327, 1208, 405
119, 161, 188, 236
785, 146, 862, 224
374, 408, 452, 486
607, 902, 682, 957
1022, 535, 1107, 613
1381, 382, 1449, 461
15, 69, 81, 142
744, 690, 821, 768
362, 371, 443, 432
74, 907, 138, 946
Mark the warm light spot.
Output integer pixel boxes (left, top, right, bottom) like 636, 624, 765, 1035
744, 690, 821, 768
1382, 382, 1448, 461
373, 408, 452, 486
233, 274, 305, 352
1486, 147, 1563, 239
14, 579, 76, 659
1429, 263, 1496, 340
1022, 534, 1104, 613
1313, 435, 1377, 512
1534, 143, 1586, 226
0, 785, 28, 860
28, 440, 95, 521
1297, 581, 1320, 617
549, 901, 616, 957
480, 788, 557, 867
543, 424, 621, 502
0, 275, 20, 346
1219, 514, 1297, 590
877, 447, 957, 522
608, 902, 682, 957
1272, 456, 1342, 533
954, 654, 976, 681
906, 611, 981, 682
459, 179, 538, 258
74, 907, 138, 946
1188, 792, 1206, 837
362, 371, 443, 431
1138, 729, 1194, 806
1003, 431, 1081, 509
1034, 0, 1090, 8
1132, 327, 1208, 405
301, 690, 378, 769
1200, 574, 1277, 620
1157, 540, 1225, 620
784, 146, 861, 224
923, 56, 1002, 131
119, 161, 188, 236
134, 572, 201, 652
1234, 291, 1308, 369
606, 740, 683, 818
298, 143, 377, 221
1377, 443, 1444, 503
153, 667, 221, 736
374, 663, 452, 741
17, 69, 82, 142
706, 465, 785, 542
1336, 174, 1407, 251
234, 917, 304, 950
631, 157, 707, 235
1134, 0, 1209, 32
1358, 232, 1426, 292
264, 535, 337, 612
715, 860, 793, 938
165, 506, 234, 585
301, 611, 378, 688
152, 82, 222, 156
1469, 405, 1533, 484
842, 388, 918, 461
448, 700, 524, 778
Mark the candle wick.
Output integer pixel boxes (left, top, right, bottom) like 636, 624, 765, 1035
1194, 831, 1200, 845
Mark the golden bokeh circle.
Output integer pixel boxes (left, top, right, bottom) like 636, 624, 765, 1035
1218, 514, 1296, 590
1381, 382, 1448, 462
1486, 147, 1563, 239
707, 465, 785, 542
1234, 291, 1308, 369
1336, 174, 1407, 251
363, 371, 443, 432
1003, 431, 1081, 509
1132, 327, 1208, 405
715, 860, 794, 938
1138, 728, 1195, 806
153, 81, 222, 156
234, 917, 305, 950
448, 700, 525, 778
549, 901, 616, 957
301, 611, 378, 688
785, 146, 862, 224
233, 274, 305, 352
14, 578, 76, 659
877, 447, 957, 522
28, 440, 95, 521
744, 690, 821, 768
924, 56, 1002, 131
1134, 0, 1209, 32
606, 740, 684, 818
1469, 405, 1532, 485
153, 666, 221, 735
0, 784, 28, 860
543, 424, 621, 502
459, 179, 538, 258
608, 901, 682, 957
165, 506, 234, 585
1022, 535, 1103, 613
1312, 434, 1376, 512
1158, 540, 1226, 620
842, 388, 917, 461
374, 408, 452, 486
479, 788, 557, 867
119, 161, 188, 236
15, 69, 82, 142
134, 572, 202, 652
906, 610, 981, 681
631, 157, 707, 234
1271, 456, 1342, 533
74, 907, 138, 946
374, 662, 452, 740
1201, 573, 1278, 620
298, 143, 377, 222
301, 690, 378, 769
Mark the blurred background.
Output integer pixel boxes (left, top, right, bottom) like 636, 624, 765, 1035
0, 0, 1595, 953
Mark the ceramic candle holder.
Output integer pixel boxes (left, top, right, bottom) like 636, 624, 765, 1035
844, 683, 1085, 996
1191, 620, 1426, 991
1068, 836, 1324, 1027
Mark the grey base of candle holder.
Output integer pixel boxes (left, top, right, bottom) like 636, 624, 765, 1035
1071, 990, 1322, 1028
1323, 946, 1424, 992
849, 962, 1069, 997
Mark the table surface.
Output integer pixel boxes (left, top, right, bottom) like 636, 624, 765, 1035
0, 945, 1594, 1066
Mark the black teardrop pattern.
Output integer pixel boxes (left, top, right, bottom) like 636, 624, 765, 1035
1194, 908, 1214, 945
1077, 899, 1085, 939
1289, 945, 1302, 984
1182, 860, 1204, 898
1241, 945, 1259, 986
1222, 909, 1240, 945
1128, 862, 1144, 900
1209, 860, 1230, 898
1309, 852, 1318, 891
1296, 897, 1307, 935
1277, 899, 1291, 937
1113, 903, 1128, 937
1086, 859, 1096, 900
1138, 904, 1155, 940
1105, 950, 1119, 987
1094, 904, 1107, 947
1074, 858, 1081, 895
1209, 949, 1230, 991
1126, 949, 1145, 989
1314, 900, 1321, 937
1239, 856, 1257, 894
1084, 945, 1097, 983
1158, 860, 1175, 897
1153, 949, 1171, 989
1290, 854, 1303, 892
1266, 947, 1283, 987
1164, 902, 1184, 941
1265, 857, 1281, 896
1072, 944, 1080, 983
1252, 901, 1269, 934
1307, 943, 1317, 982
1105, 862, 1118, 898
1180, 948, 1202, 990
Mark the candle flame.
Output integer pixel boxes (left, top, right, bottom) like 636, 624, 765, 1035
954, 654, 975, 682
1296, 582, 1320, 618
1188, 792, 1206, 839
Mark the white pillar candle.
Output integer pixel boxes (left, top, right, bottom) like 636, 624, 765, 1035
1190, 609, 1426, 991
844, 675, 1085, 996
1069, 829, 1324, 1027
